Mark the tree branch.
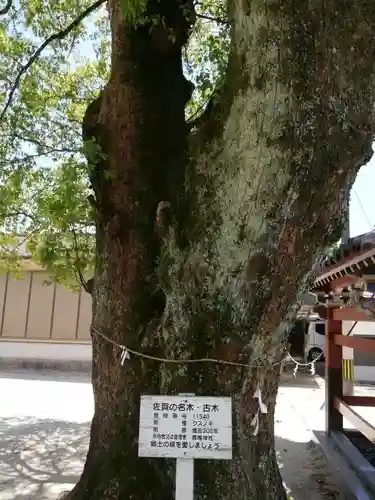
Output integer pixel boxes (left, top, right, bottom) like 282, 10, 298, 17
13, 132, 79, 154
0, 152, 66, 168
0, 0, 12, 15
186, 89, 217, 130
0, 210, 36, 221
71, 227, 93, 294
0, 227, 41, 258
0, 0, 106, 121
196, 12, 227, 24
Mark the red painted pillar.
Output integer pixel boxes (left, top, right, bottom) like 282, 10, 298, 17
325, 305, 343, 434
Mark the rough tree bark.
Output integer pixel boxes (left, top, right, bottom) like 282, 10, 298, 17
67, 1, 375, 499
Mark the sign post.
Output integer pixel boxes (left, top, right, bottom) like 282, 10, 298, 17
138, 394, 232, 500
175, 393, 194, 500
176, 456, 194, 500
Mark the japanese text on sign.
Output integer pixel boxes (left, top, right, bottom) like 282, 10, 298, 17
138, 395, 232, 459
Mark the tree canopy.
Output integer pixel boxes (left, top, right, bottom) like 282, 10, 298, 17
0, 0, 229, 285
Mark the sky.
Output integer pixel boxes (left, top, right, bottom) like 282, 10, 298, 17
350, 152, 375, 236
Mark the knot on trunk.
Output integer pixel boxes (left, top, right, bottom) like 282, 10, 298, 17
155, 201, 172, 237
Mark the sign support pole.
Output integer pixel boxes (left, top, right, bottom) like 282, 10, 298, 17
175, 393, 195, 500
176, 457, 194, 500
138, 392, 232, 499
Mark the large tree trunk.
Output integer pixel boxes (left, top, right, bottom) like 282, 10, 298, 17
67, 1, 375, 499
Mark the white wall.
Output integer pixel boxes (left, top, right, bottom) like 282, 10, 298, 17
355, 366, 375, 383
0, 339, 92, 363
343, 321, 375, 383
342, 321, 375, 336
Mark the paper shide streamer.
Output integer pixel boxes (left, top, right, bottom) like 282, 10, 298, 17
251, 384, 268, 436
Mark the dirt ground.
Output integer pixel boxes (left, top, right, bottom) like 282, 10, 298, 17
0, 367, 352, 499
276, 370, 345, 499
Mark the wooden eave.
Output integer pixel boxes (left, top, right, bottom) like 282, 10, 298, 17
313, 246, 375, 292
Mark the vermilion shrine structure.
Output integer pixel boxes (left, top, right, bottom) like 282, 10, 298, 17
312, 231, 375, 499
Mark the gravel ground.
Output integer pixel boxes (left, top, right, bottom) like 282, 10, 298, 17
276, 371, 344, 500
0, 367, 346, 500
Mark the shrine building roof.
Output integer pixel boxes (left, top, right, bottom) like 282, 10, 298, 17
313, 230, 375, 291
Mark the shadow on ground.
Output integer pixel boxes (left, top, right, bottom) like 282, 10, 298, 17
0, 416, 343, 500
0, 367, 339, 500
0, 417, 88, 500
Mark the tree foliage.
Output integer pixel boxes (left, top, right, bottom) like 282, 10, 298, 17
0, 0, 229, 285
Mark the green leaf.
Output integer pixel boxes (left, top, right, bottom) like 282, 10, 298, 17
0, 0, 228, 287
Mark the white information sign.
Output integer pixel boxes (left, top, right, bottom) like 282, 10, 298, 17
138, 395, 232, 460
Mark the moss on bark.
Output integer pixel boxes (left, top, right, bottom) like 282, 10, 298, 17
67, 0, 375, 499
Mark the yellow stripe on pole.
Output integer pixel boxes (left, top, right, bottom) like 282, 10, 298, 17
342, 359, 354, 381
